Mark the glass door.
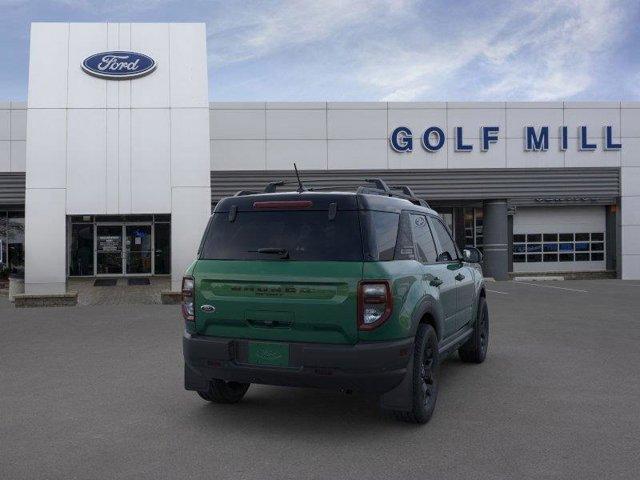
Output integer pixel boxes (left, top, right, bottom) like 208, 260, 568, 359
96, 225, 123, 275
125, 225, 152, 275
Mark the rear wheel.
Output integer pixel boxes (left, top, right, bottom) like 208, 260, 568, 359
459, 296, 489, 363
393, 323, 439, 424
197, 379, 250, 404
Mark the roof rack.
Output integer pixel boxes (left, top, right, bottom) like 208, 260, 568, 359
233, 177, 430, 208
356, 178, 430, 208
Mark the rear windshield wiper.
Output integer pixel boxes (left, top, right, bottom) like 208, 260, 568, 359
250, 247, 290, 259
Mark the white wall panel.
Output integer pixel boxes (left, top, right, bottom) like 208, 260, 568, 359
564, 144, 620, 168
211, 140, 265, 170
171, 186, 211, 290
621, 166, 640, 196
327, 109, 386, 139
447, 108, 506, 140
169, 23, 208, 108
328, 139, 387, 169
621, 108, 640, 138
564, 107, 620, 138
621, 138, 640, 167
130, 108, 171, 212
506, 108, 563, 138
266, 109, 326, 139
67, 23, 108, 109
621, 254, 640, 279
25, 109, 67, 189
210, 109, 265, 139
10, 109, 27, 140
24, 188, 66, 294
117, 109, 132, 213
10, 141, 26, 172
621, 225, 640, 255
0, 141, 9, 171
446, 138, 506, 169
105, 108, 119, 213
28, 23, 68, 108
0, 110, 9, 140
106, 23, 119, 108
387, 108, 447, 138
506, 138, 564, 168
266, 140, 327, 170
171, 108, 211, 187
131, 23, 170, 108
66, 109, 107, 214
117, 23, 132, 109
388, 146, 445, 170
621, 196, 640, 226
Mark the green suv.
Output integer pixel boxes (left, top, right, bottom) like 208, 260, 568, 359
182, 179, 488, 423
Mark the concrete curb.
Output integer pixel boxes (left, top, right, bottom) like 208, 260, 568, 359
14, 292, 78, 308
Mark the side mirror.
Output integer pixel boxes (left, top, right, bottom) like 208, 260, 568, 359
462, 247, 483, 264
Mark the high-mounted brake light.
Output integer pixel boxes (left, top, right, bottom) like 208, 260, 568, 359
357, 281, 393, 330
253, 200, 313, 210
182, 276, 195, 322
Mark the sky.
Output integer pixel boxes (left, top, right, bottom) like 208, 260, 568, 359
0, 0, 639, 102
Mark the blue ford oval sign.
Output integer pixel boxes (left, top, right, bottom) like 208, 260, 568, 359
82, 51, 156, 80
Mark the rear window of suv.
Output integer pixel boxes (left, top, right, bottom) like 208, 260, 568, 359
200, 211, 363, 261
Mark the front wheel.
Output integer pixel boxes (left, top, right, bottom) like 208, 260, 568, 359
197, 379, 250, 404
459, 296, 489, 363
393, 323, 439, 424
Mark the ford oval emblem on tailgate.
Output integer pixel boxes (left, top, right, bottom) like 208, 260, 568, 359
200, 305, 215, 313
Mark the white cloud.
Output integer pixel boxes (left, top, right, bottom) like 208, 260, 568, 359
358, 0, 628, 101
208, 0, 413, 66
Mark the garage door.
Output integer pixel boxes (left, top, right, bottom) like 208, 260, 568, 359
513, 206, 606, 273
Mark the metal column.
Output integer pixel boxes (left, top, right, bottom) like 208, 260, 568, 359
482, 200, 509, 280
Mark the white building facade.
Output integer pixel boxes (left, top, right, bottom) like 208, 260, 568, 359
1, 22, 639, 292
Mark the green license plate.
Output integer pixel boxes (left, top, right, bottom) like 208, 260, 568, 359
248, 342, 290, 367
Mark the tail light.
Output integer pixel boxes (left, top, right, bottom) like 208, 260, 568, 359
358, 281, 393, 330
182, 276, 195, 322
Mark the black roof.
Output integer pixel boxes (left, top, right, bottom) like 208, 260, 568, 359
214, 177, 436, 215
214, 190, 437, 215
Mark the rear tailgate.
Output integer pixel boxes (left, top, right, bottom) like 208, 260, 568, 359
194, 260, 362, 344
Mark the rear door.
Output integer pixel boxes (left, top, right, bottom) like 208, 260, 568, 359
427, 216, 467, 335
194, 206, 363, 345
409, 213, 458, 337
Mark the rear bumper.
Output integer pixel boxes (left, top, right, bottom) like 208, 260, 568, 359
183, 332, 413, 394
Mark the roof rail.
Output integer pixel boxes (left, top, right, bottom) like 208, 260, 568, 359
233, 190, 258, 196
357, 178, 430, 208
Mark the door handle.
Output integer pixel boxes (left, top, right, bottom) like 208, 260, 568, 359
455, 273, 466, 281
429, 277, 443, 287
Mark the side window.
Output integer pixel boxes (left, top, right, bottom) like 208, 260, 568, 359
394, 212, 416, 260
410, 214, 438, 263
429, 217, 458, 262
362, 211, 400, 261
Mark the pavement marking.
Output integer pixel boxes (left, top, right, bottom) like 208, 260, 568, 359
487, 289, 509, 295
513, 281, 589, 293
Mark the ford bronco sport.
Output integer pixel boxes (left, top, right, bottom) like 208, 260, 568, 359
182, 178, 488, 423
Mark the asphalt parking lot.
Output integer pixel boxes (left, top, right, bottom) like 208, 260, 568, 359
1, 280, 640, 480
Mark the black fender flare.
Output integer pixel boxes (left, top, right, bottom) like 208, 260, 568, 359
409, 295, 445, 340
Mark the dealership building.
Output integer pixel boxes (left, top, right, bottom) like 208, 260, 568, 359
1, 22, 640, 296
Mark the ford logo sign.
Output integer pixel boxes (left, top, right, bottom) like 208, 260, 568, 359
82, 51, 156, 80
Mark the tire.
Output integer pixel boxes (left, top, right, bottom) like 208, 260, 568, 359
459, 296, 489, 364
393, 324, 439, 424
197, 379, 250, 404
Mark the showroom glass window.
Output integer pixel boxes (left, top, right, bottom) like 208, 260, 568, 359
0, 211, 25, 275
